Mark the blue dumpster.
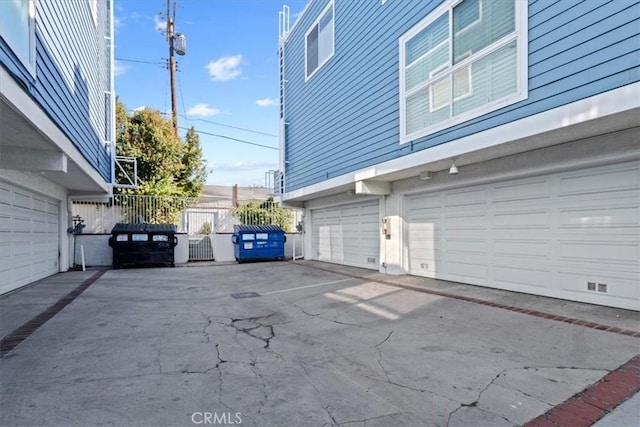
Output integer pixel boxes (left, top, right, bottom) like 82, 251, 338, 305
232, 225, 286, 262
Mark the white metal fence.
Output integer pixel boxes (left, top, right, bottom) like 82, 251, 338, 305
72, 195, 302, 261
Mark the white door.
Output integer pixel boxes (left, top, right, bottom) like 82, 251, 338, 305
311, 200, 380, 270
0, 181, 60, 294
405, 161, 640, 310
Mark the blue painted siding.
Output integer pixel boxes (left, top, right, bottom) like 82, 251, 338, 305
0, 0, 112, 182
282, 0, 640, 192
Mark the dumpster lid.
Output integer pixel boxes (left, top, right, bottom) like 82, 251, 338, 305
233, 224, 284, 233
111, 223, 177, 233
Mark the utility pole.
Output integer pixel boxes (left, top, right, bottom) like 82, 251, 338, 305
167, 0, 178, 136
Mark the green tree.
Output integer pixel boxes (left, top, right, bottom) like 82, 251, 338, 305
179, 127, 207, 198
232, 197, 293, 231
114, 99, 207, 223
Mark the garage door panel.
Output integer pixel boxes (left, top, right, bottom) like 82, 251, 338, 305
493, 240, 551, 259
558, 205, 639, 228
445, 213, 489, 229
558, 167, 638, 196
311, 200, 379, 270
406, 161, 639, 310
13, 191, 32, 208
444, 189, 488, 207
0, 186, 10, 204
0, 180, 59, 295
444, 260, 489, 281
493, 210, 551, 228
558, 240, 638, 265
492, 180, 550, 203
494, 265, 552, 288
446, 238, 487, 254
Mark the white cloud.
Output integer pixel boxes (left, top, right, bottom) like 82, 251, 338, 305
114, 60, 128, 76
187, 103, 221, 117
154, 14, 166, 32
133, 105, 147, 112
256, 98, 277, 107
205, 55, 243, 82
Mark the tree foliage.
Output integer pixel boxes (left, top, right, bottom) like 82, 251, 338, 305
232, 197, 293, 232
114, 98, 207, 224
115, 98, 207, 197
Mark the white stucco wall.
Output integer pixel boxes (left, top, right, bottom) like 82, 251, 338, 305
70, 233, 305, 266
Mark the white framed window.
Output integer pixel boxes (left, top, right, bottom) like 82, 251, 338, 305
0, 0, 37, 75
305, 0, 334, 81
399, 0, 528, 143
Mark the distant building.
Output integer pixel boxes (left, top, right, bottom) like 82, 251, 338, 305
1, 0, 114, 293
276, 0, 640, 310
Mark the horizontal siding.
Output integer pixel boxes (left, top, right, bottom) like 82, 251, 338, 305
283, 0, 640, 192
1, 1, 111, 182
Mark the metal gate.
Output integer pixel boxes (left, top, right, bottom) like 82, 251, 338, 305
185, 207, 218, 261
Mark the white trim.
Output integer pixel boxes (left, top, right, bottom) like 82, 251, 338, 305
88, 0, 98, 27
399, 0, 527, 143
0, 65, 110, 193
282, 82, 640, 201
304, 0, 335, 82
0, 0, 37, 77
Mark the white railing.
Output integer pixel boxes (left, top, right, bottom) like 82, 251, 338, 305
72, 195, 302, 261
73, 195, 300, 232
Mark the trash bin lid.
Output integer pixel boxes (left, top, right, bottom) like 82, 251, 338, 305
111, 223, 177, 234
233, 224, 284, 233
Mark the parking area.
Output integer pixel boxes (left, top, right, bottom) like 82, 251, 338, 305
1, 261, 638, 426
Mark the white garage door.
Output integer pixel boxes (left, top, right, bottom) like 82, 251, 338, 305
0, 181, 60, 294
311, 200, 380, 270
406, 161, 639, 310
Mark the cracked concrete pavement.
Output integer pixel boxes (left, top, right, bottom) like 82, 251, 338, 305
1, 262, 638, 426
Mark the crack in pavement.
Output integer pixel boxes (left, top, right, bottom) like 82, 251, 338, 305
294, 304, 368, 328
339, 411, 411, 426
151, 342, 163, 374
374, 331, 393, 383
446, 368, 506, 427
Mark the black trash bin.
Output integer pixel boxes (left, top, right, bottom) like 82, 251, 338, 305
109, 223, 177, 268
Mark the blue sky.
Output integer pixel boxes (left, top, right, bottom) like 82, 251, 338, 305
114, 0, 308, 187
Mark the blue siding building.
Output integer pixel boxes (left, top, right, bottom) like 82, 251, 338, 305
278, 0, 640, 310
1, 0, 114, 293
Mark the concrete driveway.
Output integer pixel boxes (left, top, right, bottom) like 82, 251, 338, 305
1, 261, 638, 426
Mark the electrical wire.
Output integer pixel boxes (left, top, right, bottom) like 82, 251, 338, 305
178, 126, 278, 151
176, 65, 191, 128
114, 57, 164, 65
161, 112, 278, 138
182, 117, 278, 138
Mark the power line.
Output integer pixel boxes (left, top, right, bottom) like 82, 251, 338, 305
179, 126, 278, 151
114, 57, 164, 65
176, 71, 191, 128
184, 117, 279, 138
161, 112, 278, 138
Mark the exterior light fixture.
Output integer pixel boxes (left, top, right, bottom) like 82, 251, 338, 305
449, 160, 458, 175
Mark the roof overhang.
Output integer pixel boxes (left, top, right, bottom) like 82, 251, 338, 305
282, 83, 640, 203
0, 65, 110, 195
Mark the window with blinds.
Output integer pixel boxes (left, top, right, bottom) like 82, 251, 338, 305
305, 1, 334, 81
399, 0, 527, 142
